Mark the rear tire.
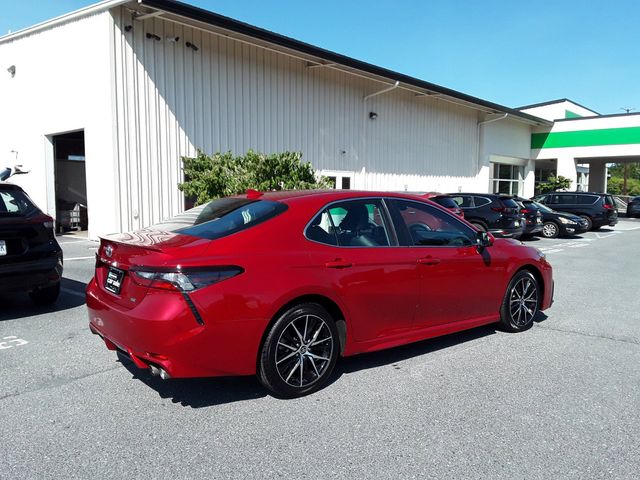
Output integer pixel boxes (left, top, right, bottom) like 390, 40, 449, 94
30, 282, 60, 306
580, 215, 593, 230
541, 221, 560, 238
258, 303, 339, 398
499, 271, 539, 332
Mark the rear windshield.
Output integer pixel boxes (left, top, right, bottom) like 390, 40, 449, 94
151, 198, 287, 240
499, 198, 520, 209
0, 189, 39, 216
432, 197, 458, 209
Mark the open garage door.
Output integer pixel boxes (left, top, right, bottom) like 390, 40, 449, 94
53, 130, 88, 233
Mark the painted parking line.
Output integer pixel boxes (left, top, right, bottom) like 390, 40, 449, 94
56, 239, 96, 244
65, 256, 96, 261
0, 336, 29, 350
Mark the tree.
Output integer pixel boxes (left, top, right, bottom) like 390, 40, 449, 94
178, 150, 331, 205
537, 175, 572, 193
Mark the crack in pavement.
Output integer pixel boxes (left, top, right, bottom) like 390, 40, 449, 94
0, 364, 123, 402
534, 323, 640, 347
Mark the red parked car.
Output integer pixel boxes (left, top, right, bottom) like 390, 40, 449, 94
87, 190, 553, 397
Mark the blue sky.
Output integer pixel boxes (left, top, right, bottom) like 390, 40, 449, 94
2, 0, 639, 115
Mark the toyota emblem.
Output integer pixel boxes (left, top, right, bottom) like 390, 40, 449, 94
105, 245, 113, 258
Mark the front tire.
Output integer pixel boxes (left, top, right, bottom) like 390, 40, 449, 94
258, 303, 339, 398
499, 271, 539, 332
541, 221, 560, 238
29, 282, 60, 306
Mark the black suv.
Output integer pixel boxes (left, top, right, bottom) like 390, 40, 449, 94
533, 192, 618, 230
448, 193, 525, 238
0, 183, 63, 304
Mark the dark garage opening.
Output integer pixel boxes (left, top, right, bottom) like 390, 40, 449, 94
53, 130, 88, 233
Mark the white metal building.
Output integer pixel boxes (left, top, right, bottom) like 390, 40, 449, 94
2, 0, 608, 239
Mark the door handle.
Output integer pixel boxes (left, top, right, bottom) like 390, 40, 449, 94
325, 259, 352, 269
417, 257, 441, 266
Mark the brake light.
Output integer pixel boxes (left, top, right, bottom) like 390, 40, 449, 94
603, 203, 614, 210
491, 206, 505, 212
520, 208, 530, 214
130, 267, 243, 292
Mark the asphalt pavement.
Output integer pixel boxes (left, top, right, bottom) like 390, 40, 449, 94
1, 220, 639, 479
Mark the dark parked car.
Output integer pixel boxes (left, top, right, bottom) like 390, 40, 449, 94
420, 193, 464, 218
626, 196, 640, 218
448, 193, 525, 238
513, 197, 543, 239
520, 200, 588, 238
533, 192, 618, 230
0, 183, 63, 304
87, 190, 553, 398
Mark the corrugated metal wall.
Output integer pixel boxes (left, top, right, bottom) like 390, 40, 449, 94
110, 6, 480, 231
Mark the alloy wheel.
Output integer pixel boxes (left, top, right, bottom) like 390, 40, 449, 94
542, 222, 558, 238
509, 276, 538, 327
275, 314, 334, 388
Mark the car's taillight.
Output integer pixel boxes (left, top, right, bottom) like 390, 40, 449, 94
491, 206, 505, 212
520, 208, 530, 214
603, 203, 615, 210
130, 267, 243, 292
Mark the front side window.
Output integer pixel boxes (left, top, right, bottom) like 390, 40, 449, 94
151, 198, 287, 240
450, 195, 473, 208
388, 199, 476, 247
307, 199, 391, 247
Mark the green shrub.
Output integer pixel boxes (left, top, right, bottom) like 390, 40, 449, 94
607, 176, 640, 196
537, 175, 572, 193
178, 150, 331, 205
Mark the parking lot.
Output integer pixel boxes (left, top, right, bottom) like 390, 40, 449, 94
1, 219, 639, 479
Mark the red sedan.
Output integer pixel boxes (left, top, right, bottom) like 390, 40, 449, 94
87, 190, 553, 397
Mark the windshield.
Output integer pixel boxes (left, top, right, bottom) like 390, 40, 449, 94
533, 201, 554, 213
150, 197, 288, 240
432, 197, 458, 209
0, 189, 39, 216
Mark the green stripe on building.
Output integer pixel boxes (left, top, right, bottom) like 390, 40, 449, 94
531, 126, 640, 149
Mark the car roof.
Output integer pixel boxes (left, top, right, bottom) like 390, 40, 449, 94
0, 182, 23, 191
242, 189, 444, 203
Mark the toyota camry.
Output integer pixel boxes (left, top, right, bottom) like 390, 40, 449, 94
87, 190, 553, 397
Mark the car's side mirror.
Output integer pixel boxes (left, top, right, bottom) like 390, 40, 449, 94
477, 231, 494, 249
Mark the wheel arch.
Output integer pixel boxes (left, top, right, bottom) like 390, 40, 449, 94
515, 264, 545, 304
257, 294, 348, 369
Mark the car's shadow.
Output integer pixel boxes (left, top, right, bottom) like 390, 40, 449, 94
0, 277, 86, 321
119, 320, 551, 407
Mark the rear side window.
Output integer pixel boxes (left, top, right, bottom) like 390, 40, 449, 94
473, 196, 492, 208
577, 195, 598, 205
0, 189, 38, 216
151, 198, 287, 240
306, 199, 391, 247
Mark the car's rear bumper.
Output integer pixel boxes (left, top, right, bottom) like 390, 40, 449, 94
86, 277, 263, 378
490, 223, 526, 239
0, 254, 63, 293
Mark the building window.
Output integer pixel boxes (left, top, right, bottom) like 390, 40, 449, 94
320, 171, 353, 190
490, 163, 523, 196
